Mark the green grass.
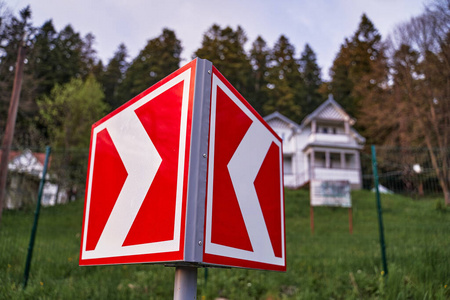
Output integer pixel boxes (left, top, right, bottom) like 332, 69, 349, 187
0, 189, 449, 299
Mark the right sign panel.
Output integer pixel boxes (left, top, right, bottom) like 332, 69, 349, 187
203, 67, 286, 271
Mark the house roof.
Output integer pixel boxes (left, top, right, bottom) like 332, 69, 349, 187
301, 94, 356, 126
350, 128, 365, 144
300, 94, 365, 144
0, 149, 52, 169
0, 150, 21, 164
33, 152, 48, 166
264, 95, 366, 145
263, 111, 302, 132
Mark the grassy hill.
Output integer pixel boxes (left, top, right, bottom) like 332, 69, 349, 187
1, 189, 449, 299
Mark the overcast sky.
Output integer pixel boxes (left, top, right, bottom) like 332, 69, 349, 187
9, 0, 428, 80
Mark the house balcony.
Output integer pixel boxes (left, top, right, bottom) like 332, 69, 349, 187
308, 133, 350, 144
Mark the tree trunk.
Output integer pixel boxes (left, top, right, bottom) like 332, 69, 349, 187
442, 185, 450, 206
424, 136, 450, 206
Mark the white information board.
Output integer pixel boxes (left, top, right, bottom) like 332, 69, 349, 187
310, 180, 351, 207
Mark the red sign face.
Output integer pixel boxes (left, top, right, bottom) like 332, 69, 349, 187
203, 68, 286, 271
79, 61, 196, 265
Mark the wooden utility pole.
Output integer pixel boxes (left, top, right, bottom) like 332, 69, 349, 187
0, 41, 26, 226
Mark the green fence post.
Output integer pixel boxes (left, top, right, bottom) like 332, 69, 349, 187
23, 146, 51, 289
371, 145, 388, 277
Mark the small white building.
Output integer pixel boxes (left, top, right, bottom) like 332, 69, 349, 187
1, 149, 66, 208
264, 95, 365, 189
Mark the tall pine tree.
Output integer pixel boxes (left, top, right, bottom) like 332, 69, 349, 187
249, 36, 270, 114
53, 25, 87, 82
118, 28, 182, 102
299, 43, 322, 116
101, 43, 128, 110
329, 14, 386, 118
263, 35, 303, 121
194, 24, 253, 100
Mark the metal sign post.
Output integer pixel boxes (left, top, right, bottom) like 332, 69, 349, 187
173, 266, 198, 300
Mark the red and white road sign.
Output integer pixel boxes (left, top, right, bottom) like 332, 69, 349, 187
203, 68, 285, 271
80, 59, 285, 271
80, 61, 196, 265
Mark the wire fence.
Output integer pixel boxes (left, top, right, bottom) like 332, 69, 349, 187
3, 145, 448, 211
361, 146, 447, 200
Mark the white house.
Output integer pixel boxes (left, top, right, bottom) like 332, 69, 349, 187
264, 95, 365, 189
1, 149, 66, 208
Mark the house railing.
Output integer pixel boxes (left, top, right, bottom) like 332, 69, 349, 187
308, 133, 350, 144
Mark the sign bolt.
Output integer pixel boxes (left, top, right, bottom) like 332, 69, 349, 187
198, 241, 202, 246
207, 70, 211, 74
202, 153, 207, 158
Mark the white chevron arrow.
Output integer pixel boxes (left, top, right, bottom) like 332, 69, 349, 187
93, 108, 161, 256
228, 121, 275, 261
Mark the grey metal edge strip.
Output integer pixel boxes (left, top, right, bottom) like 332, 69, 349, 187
183, 58, 212, 263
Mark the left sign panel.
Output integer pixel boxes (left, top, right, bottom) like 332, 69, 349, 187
80, 61, 197, 265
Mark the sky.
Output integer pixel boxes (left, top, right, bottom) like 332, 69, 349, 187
8, 0, 428, 80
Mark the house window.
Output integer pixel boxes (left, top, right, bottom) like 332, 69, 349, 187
315, 152, 326, 168
283, 156, 293, 174
42, 193, 52, 205
10, 176, 20, 189
345, 153, 356, 169
330, 152, 341, 168
319, 126, 337, 134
